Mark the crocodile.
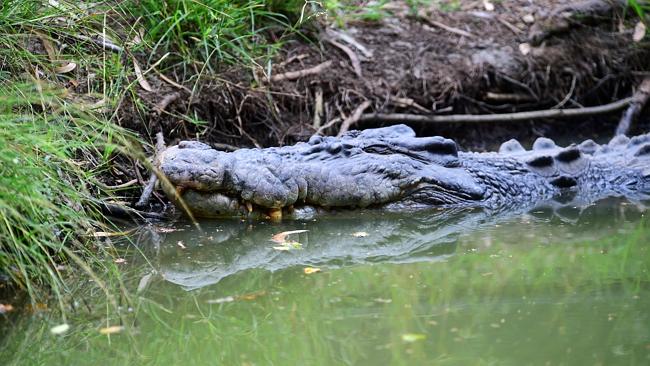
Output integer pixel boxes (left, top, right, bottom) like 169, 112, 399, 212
158, 124, 650, 219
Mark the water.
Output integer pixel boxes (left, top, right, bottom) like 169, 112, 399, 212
2, 198, 650, 365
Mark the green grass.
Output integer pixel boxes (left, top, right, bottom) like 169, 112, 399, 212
0, 83, 138, 302
0, 1, 144, 302
126, 0, 311, 80
0, 0, 316, 303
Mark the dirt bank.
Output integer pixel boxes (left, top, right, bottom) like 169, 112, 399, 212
124, 0, 649, 151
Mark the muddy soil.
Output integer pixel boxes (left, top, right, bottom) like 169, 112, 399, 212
124, 0, 649, 153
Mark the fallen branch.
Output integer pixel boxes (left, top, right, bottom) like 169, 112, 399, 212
135, 132, 166, 208
616, 78, 650, 135
358, 97, 633, 124
270, 61, 333, 82
337, 101, 372, 137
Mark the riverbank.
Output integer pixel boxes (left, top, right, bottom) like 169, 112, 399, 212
1, 0, 649, 304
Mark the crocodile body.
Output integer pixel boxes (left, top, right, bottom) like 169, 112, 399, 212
159, 125, 650, 218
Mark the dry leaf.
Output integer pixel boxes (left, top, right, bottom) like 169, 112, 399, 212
207, 296, 235, 304
34, 31, 56, 61
50, 323, 70, 335
99, 325, 124, 335
177, 240, 186, 249
55, 62, 77, 74
156, 227, 180, 233
271, 229, 308, 243
351, 231, 368, 237
0, 304, 14, 313
633, 21, 646, 43
92, 230, 131, 237
518, 43, 531, 56
26, 303, 48, 312
132, 57, 154, 92
303, 267, 321, 274
114, 258, 127, 264
237, 291, 267, 301
483, 0, 494, 11
273, 241, 303, 251
401, 333, 426, 342
137, 272, 154, 294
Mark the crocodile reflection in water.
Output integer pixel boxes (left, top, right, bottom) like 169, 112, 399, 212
148, 198, 645, 290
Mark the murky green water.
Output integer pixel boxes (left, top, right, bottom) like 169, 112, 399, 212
2, 198, 650, 365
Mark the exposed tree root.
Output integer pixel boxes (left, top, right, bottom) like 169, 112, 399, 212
358, 97, 632, 124
616, 78, 650, 136
269, 61, 333, 82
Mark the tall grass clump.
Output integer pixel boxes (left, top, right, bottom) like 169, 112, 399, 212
129, 0, 309, 75
0, 84, 137, 301
0, 0, 143, 301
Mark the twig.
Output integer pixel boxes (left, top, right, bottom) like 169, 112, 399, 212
485, 92, 535, 103
135, 132, 166, 208
421, 17, 476, 38
326, 39, 363, 78
97, 179, 138, 190
74, 34, 123, 53
154, 68, 192, 93
497, 16, 523, 34
278, 53, 308, 67
270, 61, 333, 82
358, 97, 633, 124
389, 96, 431, 112
550, 74, 577, 109
315, 117, 342, 136
152, 92, 181, 115
313, 86, 324, 128
97, 201, 166, 220
616, 77, 650, 135
337, 101, 372, 137
497, 73, 539, 100
326, 29, 373, 58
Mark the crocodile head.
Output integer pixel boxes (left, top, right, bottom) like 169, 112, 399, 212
158, 125, 487, 218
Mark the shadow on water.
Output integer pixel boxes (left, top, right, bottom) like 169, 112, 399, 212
2, 197, 650, 365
